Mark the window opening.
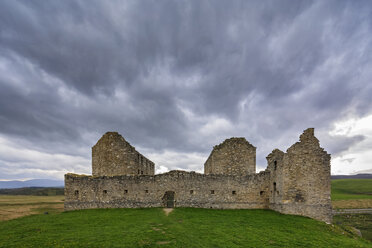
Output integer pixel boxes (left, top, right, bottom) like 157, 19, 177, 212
211, 190, 215, 194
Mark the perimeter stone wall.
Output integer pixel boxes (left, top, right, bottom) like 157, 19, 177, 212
65, 171, 270, 210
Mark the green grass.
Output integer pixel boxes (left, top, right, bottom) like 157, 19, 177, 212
332, 179, 372, 200
0, 208, 370, 248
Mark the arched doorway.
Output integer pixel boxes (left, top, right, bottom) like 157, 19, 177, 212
162, 191, 175, 208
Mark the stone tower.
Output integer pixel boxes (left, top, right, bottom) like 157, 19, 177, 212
92, 132, 155, 176
267, 128, 332, 223
204, 137, 256, 176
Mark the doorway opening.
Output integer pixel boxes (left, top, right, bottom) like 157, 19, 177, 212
162, 191, 175, 208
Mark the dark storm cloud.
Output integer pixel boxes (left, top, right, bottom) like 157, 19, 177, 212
1, 0, 372, 178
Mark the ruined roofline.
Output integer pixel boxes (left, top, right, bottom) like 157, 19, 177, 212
212, 137, 256, 150
204, 137, 256, 163
93, 131, 133, 149
286, 128, 329, 155
93, 131, 155, 166
66, 169, 270, 179
65, 173, 90, 177
90, 128, 326, 176
265, 128, 329, 161
266, 149, 285, 159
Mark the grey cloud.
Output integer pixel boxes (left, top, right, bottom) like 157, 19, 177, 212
323, 134, 366, 156
341, 158, 356, 164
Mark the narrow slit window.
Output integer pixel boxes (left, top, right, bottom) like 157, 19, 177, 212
138, 169, 140, 174
274, 161, 277, 170
141, 171, 144, 175
211, 190, 215, 194
74, 190, 79, 196
260, 191, 264, 196
273, 182, 277, 191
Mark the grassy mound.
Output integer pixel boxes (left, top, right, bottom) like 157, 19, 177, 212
332, 179, 372, 200
0, 208, 370, 248
334, 214, 372, 242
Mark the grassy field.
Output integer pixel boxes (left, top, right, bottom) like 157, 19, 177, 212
332, 179, 372, 209
332, 179, 372, 200
0, 208, 370, 248
0, 195, 64, 221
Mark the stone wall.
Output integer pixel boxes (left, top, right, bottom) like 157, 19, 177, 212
92, 132, 155, 176
65, 171, 270, 210
65, 128, 332, 223
204, 138, 256, 176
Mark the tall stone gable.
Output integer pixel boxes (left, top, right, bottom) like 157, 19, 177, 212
204, 138, 256, 176
92, 132, 155, 176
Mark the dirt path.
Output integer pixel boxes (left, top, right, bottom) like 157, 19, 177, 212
163, 208, 174, 216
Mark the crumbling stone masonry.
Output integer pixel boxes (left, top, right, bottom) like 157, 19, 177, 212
65, 128, 332, 223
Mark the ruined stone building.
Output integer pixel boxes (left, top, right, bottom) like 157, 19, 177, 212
65, 128, 332, 223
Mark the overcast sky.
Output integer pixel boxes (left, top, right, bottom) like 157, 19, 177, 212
1, 0, 372, 181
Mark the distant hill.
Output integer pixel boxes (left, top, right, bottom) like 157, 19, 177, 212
0, 187, 64, 196
0, 179, 64, 189
331, 174, 372, 179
